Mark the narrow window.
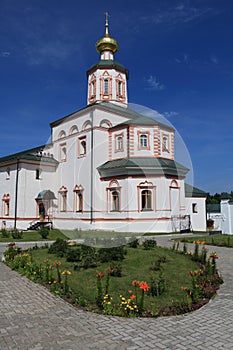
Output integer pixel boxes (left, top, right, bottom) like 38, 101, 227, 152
6, 167, 10, 180
111, 191, 120, 211
60, 143, 67, 161
76, 192, 83, 212
192, 203, 198, 213
36, 169, 40, 180
162, 136, 169, 152
104, 79, 109, 94
2, 195, 10, 216
78, 137, 87, 157
141, 190, 152, 211
140, 134, 148, 148
61, 192, 67, 212
116, 135, 123, 151
118, 81, 122, 95
91, 81, 95, 96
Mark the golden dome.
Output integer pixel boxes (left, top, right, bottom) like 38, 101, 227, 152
96, 13, 118, 54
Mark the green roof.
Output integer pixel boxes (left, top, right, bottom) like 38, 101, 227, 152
185, 183, 207, 198
36, 190, 57, 200
98, 157, 189, 179
207, 203, 221, 213
87, 60, 129, 78
0, 144, 58, 166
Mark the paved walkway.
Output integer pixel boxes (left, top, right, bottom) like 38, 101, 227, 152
0, 236, 233, 349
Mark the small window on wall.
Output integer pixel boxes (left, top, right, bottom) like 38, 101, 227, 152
115, 135, 123, 152
111, 191, 120, 211
139, 132, 150, 150
141, 190, 152, 211
59, 187, 67, 212
6, 167, 10, 180
104, 79, 109, 94
118, 81, 122, 95
78, 137, 87, 157
36, 169, 41, 180
192, 203, 198, 213
162, 135, 169, 152
73, 185, 84, 213
60, 143, 67, 162
2, 194, 10, 216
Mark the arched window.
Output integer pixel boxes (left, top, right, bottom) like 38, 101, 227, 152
141, 190, 152, 211
69, 125, 78, 135
104, 79, 109, 94
78, 136, 87, 157
73, 185, 84, 212
137, 181, 155, 212
111, 191, 120, 212
107, 180, 121, 212
140, 134, 148, 148
2, 194, 10, 216
59, 186, 68, 212
58, 130, 66, 139
60, 143, 67, 162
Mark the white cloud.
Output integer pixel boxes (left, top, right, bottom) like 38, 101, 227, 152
0, 51, 10, 58
145, 75, 165, 91
163, 111, 179, 118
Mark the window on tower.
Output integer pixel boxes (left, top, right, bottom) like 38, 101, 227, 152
118, 81, 122, 95
104, 79, 109, 94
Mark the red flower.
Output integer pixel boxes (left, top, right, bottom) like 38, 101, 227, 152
54, 261, 61, 267
132, 280, 140, 287
130, 294, 136, 300
139, 282, 149, 292
95, 271, 105, 278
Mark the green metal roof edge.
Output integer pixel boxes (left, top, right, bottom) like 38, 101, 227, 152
185, 183, 207, 197
87, 60, 129, 78
0, 144, 58, 165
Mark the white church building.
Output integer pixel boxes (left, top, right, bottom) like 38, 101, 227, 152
0, 18, 207, 233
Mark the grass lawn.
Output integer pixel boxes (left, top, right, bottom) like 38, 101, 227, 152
30, 244, 198, 314
179, 234, 233, 248
0, 229, 68, 242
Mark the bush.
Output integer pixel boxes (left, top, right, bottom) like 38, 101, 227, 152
1, 229, 10, 238
48, 238, 68, 257
98, 246, 126, 263
11, 229, 23, 239
39, 228, 49, 239
142, 239, 157, 250
109, 262, 122, 277
66, 247, 81, 262
128, 239, 139, 248
79, 245, 97, 269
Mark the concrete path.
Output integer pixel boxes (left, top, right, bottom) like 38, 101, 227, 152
0, 236, 233, 349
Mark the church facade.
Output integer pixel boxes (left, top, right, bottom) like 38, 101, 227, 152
0, 18, 207, 233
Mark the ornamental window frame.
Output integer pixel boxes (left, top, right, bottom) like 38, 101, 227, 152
115, 133, 124, 152
107, 180, 121, 212
2, 194, 10, 216
59, 143, 67, 162
73, 185, 84, 213
137, 181, 155, 212
162, 133, 170, 153
58, 186, 68, 212
138, 131, 150, 150
78, 136, 87, 157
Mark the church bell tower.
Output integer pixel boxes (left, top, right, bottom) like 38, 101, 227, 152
87, 13, 128, 107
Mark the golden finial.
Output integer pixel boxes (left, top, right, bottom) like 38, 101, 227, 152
96, 12, 118, 54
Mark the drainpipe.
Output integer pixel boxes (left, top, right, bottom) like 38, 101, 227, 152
90, 110, 94, 224
14, 158, 20, 229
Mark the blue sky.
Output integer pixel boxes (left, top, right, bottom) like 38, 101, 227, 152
0, 0, 232, 194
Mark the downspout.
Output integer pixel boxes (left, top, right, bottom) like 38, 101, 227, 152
14, 158, 20, 229
90, 110, 94, 224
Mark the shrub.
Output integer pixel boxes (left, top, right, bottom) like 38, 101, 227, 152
128, 239, 139, 248
109, 262, 122, 277
66, 247, 81, 262
142, 239, 157, 250
39, 228, 49, 239
98, 246, 126, 263
48, 238, 68, 257
1, 229, 10, 238
11, 229, 23, 239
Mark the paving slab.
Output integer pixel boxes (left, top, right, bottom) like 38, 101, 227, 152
0, 236, 233, 349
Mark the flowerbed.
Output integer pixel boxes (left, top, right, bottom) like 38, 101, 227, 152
4, 238, 223, 317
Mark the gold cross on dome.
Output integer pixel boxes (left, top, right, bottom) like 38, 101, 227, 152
105, 11, 109, 25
